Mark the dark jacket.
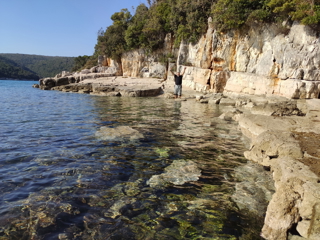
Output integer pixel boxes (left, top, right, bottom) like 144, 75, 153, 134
174, 75, 183, 85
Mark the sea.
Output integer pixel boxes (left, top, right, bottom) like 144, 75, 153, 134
0, 80, 263, 239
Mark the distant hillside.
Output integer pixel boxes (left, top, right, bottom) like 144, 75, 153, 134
0, 55, 39, 80
0, 54, 75, 78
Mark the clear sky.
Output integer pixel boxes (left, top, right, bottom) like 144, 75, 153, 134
0, 0, 147, 57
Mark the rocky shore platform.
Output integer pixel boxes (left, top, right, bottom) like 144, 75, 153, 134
35, 74, 165, 97
194, 93, 320, 240
35, 74, 320, 240
164, 81, 320, 240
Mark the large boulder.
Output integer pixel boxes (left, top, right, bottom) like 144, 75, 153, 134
55, 77, 69, 86
147, 160, 201, 188
40, 78, 56, 90
232, 162, 275, 216
244, 130, 303, 167
95, 126, 144, 141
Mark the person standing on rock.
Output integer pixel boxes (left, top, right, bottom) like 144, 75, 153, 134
170, 67, 186, 98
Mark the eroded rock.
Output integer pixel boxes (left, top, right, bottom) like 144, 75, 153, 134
147, 160, 201, 188
95, 126, 144, 141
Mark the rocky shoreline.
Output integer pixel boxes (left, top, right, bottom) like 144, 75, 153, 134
180, 90, 320, 240
34, 72, 320, 239
34, 73, 165, 97
170, 87, 320, 239
224, 95, 320, 240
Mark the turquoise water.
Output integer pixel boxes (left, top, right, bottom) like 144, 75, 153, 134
0, 80, 262, 239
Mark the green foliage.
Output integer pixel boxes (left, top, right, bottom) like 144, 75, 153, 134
92, 0, 320, 62
169, 0, 213, 45
212, 0, 272, 32
268, 0, 320, 25
95, 9, 132, 60
125, 4, 149, 49
83, 56, 98, 69
0, 55, 39, 80
0, 54, 75, 78
211, 0, 320, 32
141, 1, 171, 50
72, 55, 91, 72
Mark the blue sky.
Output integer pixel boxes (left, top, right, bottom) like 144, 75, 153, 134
0, 0, 147, 57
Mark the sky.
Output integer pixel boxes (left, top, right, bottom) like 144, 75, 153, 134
0, 0, 147, 57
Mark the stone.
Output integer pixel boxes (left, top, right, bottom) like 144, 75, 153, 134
90, 66, 97, 73
55, 77, 69, 86
232, 162, 275, 216
199, 99, 209, 103
81, 69, 90, 74
147, 160, 201, 188
307, 203, 320, 239
61, 71, 70, 77
208, 97, 221, 104
105, 92, 121, 97
196, 95, 204, 101
95, 126, 144, 141
218, 112, 235, 121
261, 183, 301, 240
244, 130, 303, 166
288, 235, 307, 240
219, 98, 236, 106
250, 101, 303, 116
41, 78, 56, 90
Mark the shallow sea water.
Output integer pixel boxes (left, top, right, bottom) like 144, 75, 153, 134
0, 80, 262, 239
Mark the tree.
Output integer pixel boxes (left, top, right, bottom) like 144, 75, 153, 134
212, 0, 272, 32
72, 55, 91, 72
268, 0, 320, 24
125, 4, 149, 49
94, 9, 132, 60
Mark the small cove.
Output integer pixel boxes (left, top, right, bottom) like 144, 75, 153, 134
0, 80, 264, 239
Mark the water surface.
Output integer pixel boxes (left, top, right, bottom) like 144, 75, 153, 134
0, 80, 261, 239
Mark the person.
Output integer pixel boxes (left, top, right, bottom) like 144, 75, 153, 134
170, 67, 186, 98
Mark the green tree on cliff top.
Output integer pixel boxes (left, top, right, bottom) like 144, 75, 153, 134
89, 0, 320, 67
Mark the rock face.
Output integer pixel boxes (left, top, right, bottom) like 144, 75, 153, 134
119, 20, 320, 99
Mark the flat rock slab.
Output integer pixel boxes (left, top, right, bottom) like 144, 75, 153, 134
95, 126, 144, 141
147, 160, 201, 188
238, 113, 320, 140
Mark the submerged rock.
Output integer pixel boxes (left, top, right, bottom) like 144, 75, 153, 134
147, 160, 201, 187
95, 126, 144, 141
232, 161, 275, 217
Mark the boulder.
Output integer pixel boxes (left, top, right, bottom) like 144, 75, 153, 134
41, 78, 56, 90
219, 98, 236, 106
232, 162, 275, 216
147, 160, 201, 188
250, 101, 304, 116
244, 130, 303, 167
90, 66, 97, 73
95, 126, 144, 141
81, 69, 90, 74
55, 77, 69, 86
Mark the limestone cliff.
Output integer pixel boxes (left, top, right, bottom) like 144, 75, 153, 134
119, 19, 320, 99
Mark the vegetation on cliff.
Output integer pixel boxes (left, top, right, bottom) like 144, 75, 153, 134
0, 54, 75, 79
80, 0, 320, 67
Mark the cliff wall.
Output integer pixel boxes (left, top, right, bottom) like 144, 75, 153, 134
120, 19, 320, 99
